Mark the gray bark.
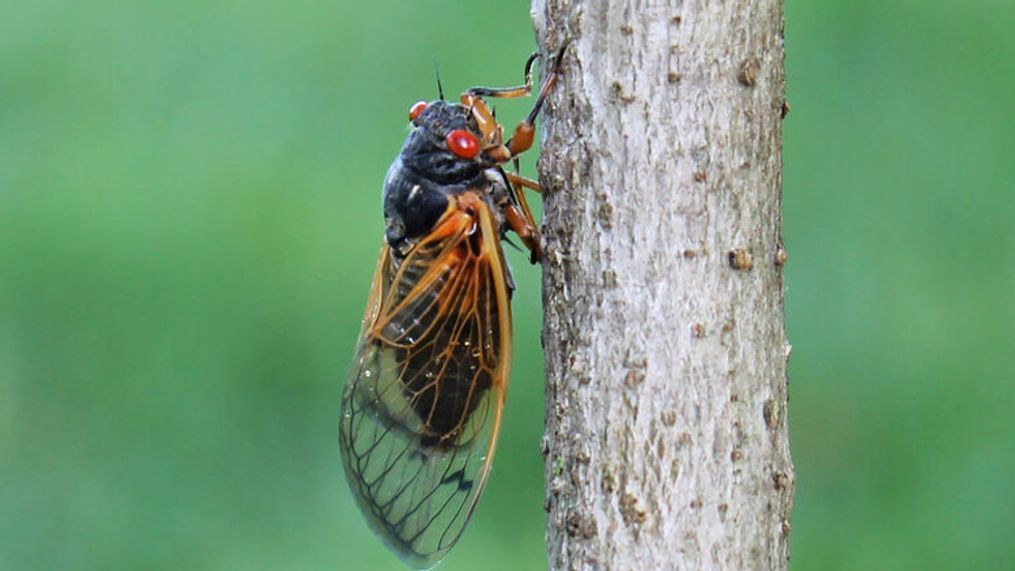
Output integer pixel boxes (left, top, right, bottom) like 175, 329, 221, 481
530, 1, 794, 569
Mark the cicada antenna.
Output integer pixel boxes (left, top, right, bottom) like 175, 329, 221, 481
433, 61, 445, 101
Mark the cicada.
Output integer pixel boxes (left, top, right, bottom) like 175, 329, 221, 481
339, 46, 566, 569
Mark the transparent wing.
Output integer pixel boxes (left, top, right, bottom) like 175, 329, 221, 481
339, 192, 513, 569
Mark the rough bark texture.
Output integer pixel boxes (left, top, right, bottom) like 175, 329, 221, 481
531, 1, 794, 569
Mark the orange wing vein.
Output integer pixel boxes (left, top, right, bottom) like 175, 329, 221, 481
339, 191, 513, 569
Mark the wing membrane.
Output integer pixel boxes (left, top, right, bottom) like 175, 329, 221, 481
339, 193, 513, 569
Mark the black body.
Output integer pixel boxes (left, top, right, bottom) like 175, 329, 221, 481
382, 101, 492, 256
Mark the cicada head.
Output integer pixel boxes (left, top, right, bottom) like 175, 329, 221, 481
404, 100, 485, 171
382, 100, 491, 250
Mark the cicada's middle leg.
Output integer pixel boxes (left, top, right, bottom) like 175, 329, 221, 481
503, 168, 541, 263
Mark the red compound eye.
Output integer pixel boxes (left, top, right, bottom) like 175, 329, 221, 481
446, 129, 479, 159
408, 101, 427, 122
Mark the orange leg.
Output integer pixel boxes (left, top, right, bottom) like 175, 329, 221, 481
460, 53, 536, 146
466, 52, 538, 100
505, 172, 541, 193
504, 44, 567, 158
460, 94, 500, 145
506, 171, 539, 248
502, 203, 542, 263
461, 46, 567, 165
471, 44, 569, 264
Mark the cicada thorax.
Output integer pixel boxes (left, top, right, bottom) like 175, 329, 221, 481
382, 101, 495, 251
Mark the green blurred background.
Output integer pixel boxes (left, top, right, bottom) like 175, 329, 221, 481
2, 0, 1012, 569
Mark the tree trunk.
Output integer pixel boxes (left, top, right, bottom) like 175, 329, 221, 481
531, 1, 794, 569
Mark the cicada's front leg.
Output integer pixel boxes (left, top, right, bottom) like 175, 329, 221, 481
464, 46, 567, 165
461, 52, 538, 149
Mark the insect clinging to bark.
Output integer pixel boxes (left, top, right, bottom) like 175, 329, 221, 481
338, 45, 567, 568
